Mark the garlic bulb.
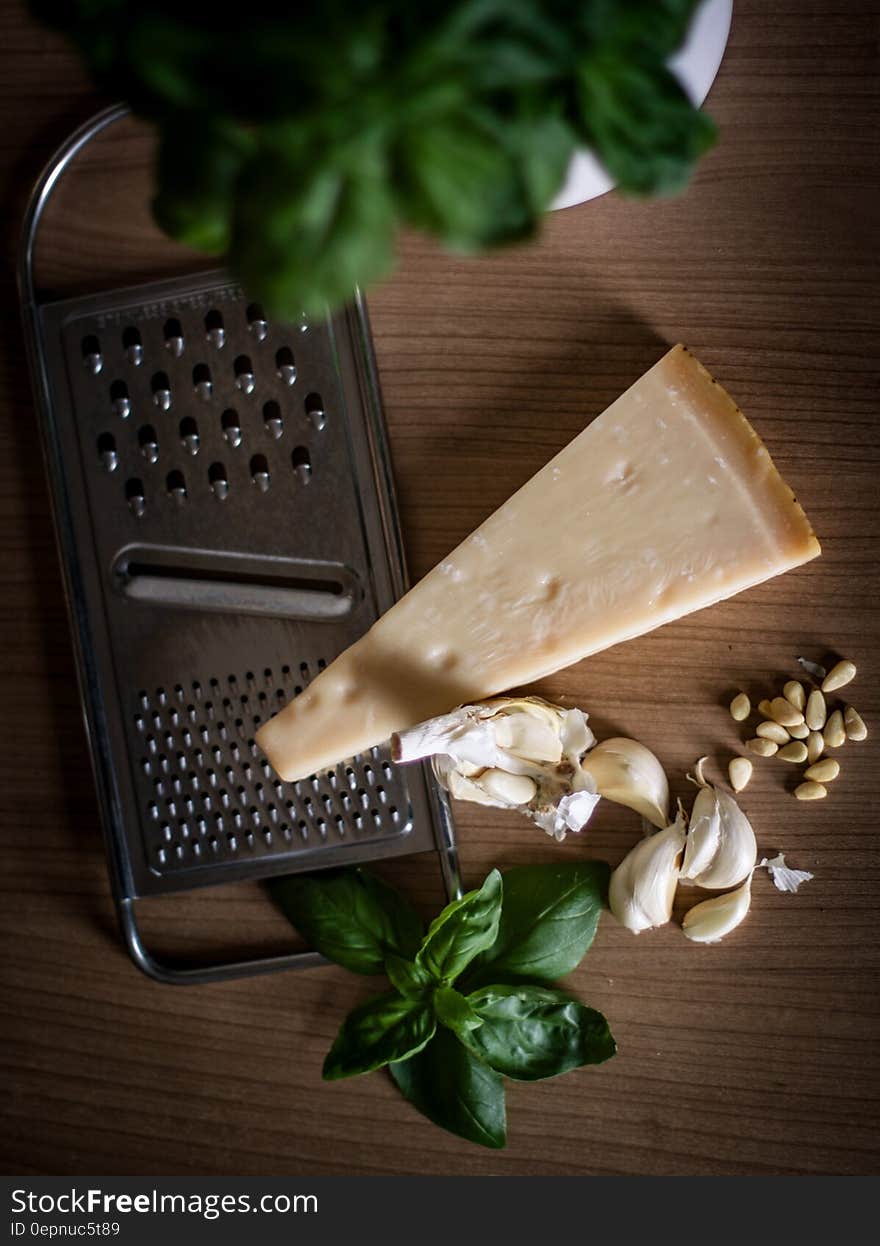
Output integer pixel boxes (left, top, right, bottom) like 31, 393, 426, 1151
392, 697, 599, 840
608, 807, 687, 934
682, 876, 752, 943
578, 737, 669, 829
680, 763, 757, 889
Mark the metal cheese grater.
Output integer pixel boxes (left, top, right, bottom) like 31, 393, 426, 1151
19, 106, 460, 984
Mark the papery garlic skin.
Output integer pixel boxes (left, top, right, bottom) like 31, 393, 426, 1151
609, 809, 687, 934
579, 737, 670, 829
759, 853, 814, 894
532, 787, 601, 843
680, 769, 757, 890
682, 876, 752, 943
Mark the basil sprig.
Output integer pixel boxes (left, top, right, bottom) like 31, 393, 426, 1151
271, 861, 613, 1148
36, 1, 714, 317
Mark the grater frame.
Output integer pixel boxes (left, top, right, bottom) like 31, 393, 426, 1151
18, 105, 461, 984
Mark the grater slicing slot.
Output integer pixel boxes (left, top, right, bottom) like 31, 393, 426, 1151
112, 547, 360, 619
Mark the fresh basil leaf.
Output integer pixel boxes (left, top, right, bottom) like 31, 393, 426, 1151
415, 869, 503, 984
581, 0, 702, 59
269, 867, 423, 975
323, 992, 436, 1081
466, 862, 609, 987
464, 984, 615, 1081
433, 986, 484, 1039
394, 109, 534, 250
390, 1027, 506, 1150
231, 131, 397, 317
574, 48, 716, 196
385, 953, 435, 1001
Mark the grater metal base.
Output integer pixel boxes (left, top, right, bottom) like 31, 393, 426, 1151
18, 106, 460, 983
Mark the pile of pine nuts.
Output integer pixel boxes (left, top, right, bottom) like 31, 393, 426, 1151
727, 659, 866, 799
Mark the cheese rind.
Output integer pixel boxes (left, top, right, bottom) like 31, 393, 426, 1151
257, 346, 819, 780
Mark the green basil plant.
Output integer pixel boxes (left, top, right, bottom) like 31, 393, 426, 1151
271, 862, 614, 1148
34, 1, 716, 316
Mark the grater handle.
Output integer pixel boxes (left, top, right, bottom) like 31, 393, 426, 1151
117, 896, 327, 984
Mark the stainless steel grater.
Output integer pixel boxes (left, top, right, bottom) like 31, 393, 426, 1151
19, 105, 460, 984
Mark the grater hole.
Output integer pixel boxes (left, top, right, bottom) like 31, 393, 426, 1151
205, 309, 226, 349
305, 391, 325, 431
263, 400, 283, 440
178, 416, 200, 456
246, 302, 268, 340
122, 326, 143, 365
234, 354, 255, 395
97, 432, 118, 472
166, 469, 187, 502
82, 334, 102, 375
250, 453, 270, 492
125, 477, 145, 517
151, 371, 172, 411
163, 318, 184, 357
193, 362, 213, 400
276, 347, 296, 386
110, 378, 131, 419
291, 446, 312, 483
221, 408, 242, 448
209, 461, 229, 500
138, 424, 159, 463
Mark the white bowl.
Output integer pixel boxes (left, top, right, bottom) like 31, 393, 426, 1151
551, 0, 733, 210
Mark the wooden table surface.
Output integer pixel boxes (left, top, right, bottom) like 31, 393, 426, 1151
1, 2, 878, 1177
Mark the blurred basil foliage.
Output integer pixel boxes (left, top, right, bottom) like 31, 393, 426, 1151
33, 1, 716, 315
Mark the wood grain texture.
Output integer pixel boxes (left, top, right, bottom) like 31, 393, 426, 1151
1, 1, 879, 1176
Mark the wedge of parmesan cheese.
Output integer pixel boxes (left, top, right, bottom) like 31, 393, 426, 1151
257, 345, 819, 781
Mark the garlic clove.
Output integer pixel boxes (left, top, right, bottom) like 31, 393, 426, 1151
609, 809, 687, 934
579, 737, 669, 829
680, 772, 757, 890
444, 767, 508, 808
493, 708, 564, 765
478, 768, 539, 806
680, 784, 721, 881
682, 876, 752, 943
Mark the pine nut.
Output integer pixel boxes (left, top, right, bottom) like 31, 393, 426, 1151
805, 689, 827, 731
756, 721, 790, 745
730, 692, 751, 722
823, 710, 846, 749
746, 737, 778, 757
804, 759, 839, 783
778, 741, 808, 763
783, 680, 806, 711
795, 781, 827, 801
728, 757, 753, 792
807, 730, 824, 764
822, 660, 856, 693
844, 706, 867, 742
769, 697, 805, 728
